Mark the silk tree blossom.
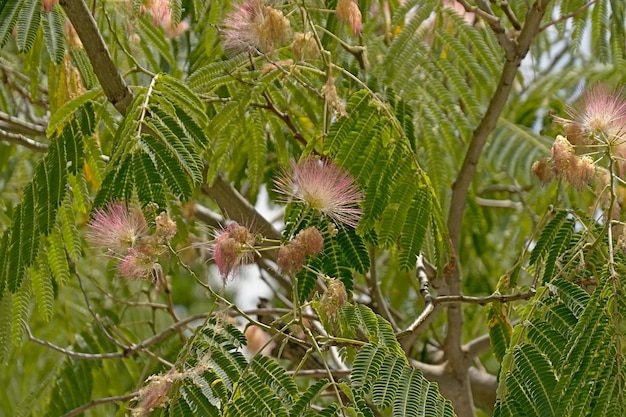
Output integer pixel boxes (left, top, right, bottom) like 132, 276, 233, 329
86, 201, 149, 255
86, 202, 177, 280
275, 158, 363, 228
554, 85, 626, 148
221, 0, 291, 55
212, 222, 256, 283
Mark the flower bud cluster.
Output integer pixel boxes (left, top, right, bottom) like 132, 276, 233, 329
320, 278, 348, 320
277, 227, 324, 274
86, 202, 177, 280
212, 222, 257, 283
532, 135, 595, 190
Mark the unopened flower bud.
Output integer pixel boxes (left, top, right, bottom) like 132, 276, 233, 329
296, 227, 324, 256
566, 155, 595, 190
277, 242, 306, 274
291, 32, 320, 61
551, 135, 575, 173
154, 212, 177, 243
133, 369, 182, 416
336, 0, 362, 36
212, 222, 256, 282
257, 6, 291, 53
531, 158, 555, 185
320, 278, 348, 319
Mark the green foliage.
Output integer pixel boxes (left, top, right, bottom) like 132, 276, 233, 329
154, 313, 453, 417
94, 74, 207, 207
325, 91, 446, 271
495, 278, 624, 416
1, 0, 625, 416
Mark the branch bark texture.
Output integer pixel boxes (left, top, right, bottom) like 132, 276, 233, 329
60, 0, 133, 115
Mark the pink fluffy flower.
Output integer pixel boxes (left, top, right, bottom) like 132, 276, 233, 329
118, 246, 160, 280
221, 0, 291, 55
212, 222, 256, 282
275, 158, 363, 228
555, 85, 626, 146
86, 201, 148, 255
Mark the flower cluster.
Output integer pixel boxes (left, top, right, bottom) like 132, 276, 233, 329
142, 0, 189, 38
291, 32, 320, 61
319, 278, 348, 320
212, 222, 257, 283
533, 85, 626, 190
277, 227, 324, 274
532, 135, 595, 190
221, 0, 291, 55
86, 202, 177, 280
275, 158, 363, 228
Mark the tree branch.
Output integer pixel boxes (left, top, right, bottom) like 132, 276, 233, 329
443, 1, 550, 415
59, 0, 133, 114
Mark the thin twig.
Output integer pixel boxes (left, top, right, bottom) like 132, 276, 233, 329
500, 1, 522, 30
539, 0, 596, 32
0, 128, 48, 152
26, 313, 209, 360
60, 392, 138, 417
435, 290, 536, 305
366, 246, 399, 331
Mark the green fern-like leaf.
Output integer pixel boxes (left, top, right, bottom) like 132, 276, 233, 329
393, 366, 454, 417
29, 246, 53, 321
495, 277, 624, 416
46, 226, 70, 286
133, 150, 166, 209
351, 344, 386, 393
372, 356, 405, 410
181, 379, 220, 417
529, 210, 569, 266
11, 276, 31, 345
239, 372, 290, 417
45, 358, 94, 417
136, 15, 177, 72
46, 89, 102, 137
250, 354, 298, 400
336, 226, 370, 273
41, 5, 65, 64
0, 0, 22, 47
398, 186, 432, 269
541, 218, 574, 282
58, 198, 82, 261
15, 0, 41, 53
288, 379, 330, 417
8, 183, 39, 292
